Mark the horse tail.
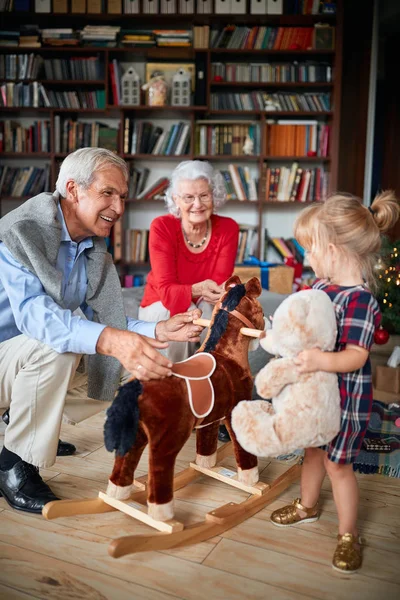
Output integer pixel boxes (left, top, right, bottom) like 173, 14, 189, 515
104, 379, 142, 457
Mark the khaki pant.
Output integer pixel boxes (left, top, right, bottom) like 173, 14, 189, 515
138, 299, 214, 363
0, 334, 118, 468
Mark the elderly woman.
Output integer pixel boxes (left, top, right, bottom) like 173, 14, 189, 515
139, 160, 239, 364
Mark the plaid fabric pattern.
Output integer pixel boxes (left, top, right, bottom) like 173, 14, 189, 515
313, 280, 381, 464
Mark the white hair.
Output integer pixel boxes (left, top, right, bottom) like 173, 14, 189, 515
164, 160, 227, 217
55, 148, 128, 197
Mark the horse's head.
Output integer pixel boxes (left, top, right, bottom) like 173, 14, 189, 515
202, 276, 264, 353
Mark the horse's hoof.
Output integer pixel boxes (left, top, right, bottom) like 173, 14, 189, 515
106, 480, 134, 500
237, 466, 259, 485
148, 500, 174, 521
195, 452, 217, 468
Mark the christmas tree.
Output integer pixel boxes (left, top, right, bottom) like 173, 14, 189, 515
376, 238, 400, 334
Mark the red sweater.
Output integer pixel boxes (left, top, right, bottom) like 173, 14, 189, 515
141, 214, 239, 315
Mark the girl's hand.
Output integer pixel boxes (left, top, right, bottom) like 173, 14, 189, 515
293, 348, 325, 373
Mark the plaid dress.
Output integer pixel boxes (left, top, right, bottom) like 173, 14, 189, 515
313, 279, 381, 464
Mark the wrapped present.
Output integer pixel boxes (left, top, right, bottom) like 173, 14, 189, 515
375, 366, 400, 394
243, 257, 294, 295
233, 265, 261, 283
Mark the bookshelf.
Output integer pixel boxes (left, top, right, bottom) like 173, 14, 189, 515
0, 0, 342, 281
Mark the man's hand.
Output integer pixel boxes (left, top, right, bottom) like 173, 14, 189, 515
96, 327, 172, 381
155, 308, 204, 343
293, 348, 325, 373
192, 279, 224, 304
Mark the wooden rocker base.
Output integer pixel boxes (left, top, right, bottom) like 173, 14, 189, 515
42, 442, 301, 558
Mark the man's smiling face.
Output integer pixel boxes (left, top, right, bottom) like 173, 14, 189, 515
67, 166, 128, 241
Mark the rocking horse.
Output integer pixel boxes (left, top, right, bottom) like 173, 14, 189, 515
43, 276, 301, 557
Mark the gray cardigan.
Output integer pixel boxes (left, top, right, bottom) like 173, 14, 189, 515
0, 192, 127, 401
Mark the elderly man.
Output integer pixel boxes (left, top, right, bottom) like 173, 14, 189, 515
0, 148, 203, 514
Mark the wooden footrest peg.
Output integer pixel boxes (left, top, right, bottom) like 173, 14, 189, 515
189, 463, 269, 495
98, 492, 184, 533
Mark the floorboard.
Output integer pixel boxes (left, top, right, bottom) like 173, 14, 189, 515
0, 411, 399, 600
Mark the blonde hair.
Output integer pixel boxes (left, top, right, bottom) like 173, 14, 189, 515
294, 191, 399, 291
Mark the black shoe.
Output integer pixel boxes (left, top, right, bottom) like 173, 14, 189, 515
0, 460, 59, 513
56, 440, 76, 456
218, 424, 231, 443
2, 410, 76, 457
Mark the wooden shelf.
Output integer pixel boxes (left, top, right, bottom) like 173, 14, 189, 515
123, 154, 191, 160
263, 156, 330, 161
112, 105, 208, 112
210, 49, 335, 55
0, 107, 108, 112
1, 152, 51, 158
208, 110, 333, 116
1, 79, 105, 85
1, 4, 342, 269
2, 13, 336, 26
194, 155, 260, 161
210, 82, 333, 88
263, 200, 320, 206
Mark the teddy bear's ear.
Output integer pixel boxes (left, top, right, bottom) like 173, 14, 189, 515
245, 277, 262, 298
224, 275, 242, 290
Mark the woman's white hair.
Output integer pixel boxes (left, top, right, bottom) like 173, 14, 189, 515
55, 147, 128, 197
164, 160, 227, 217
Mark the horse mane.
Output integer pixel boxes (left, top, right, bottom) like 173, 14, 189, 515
203, 283, 246, 353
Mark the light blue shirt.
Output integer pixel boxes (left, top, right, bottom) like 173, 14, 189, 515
0, 204, 156, 354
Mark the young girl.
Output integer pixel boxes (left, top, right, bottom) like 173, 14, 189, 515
270, 191, 399, 573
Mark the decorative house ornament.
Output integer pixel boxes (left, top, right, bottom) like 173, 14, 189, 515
171, 67, 191, 106
121, 66, 141, 106
142, 71, 168, 106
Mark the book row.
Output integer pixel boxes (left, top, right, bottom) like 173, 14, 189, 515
194, 122, 261, 156
1, 54, 104, 81
0, 164, 50, 198
210, 25, 334, 51
263, 163, 328, 202
236, 224, 259, 264
210, 91, 331, 112
0, 53, 43, 80
0, 81, 106, 108
123, 228, 149, 263
220, 165, 259, 202
264, 233, 307, 264
264, 121, 330, 156
0, 22, 334, 50
54, 117, 118, 153
0, 0, 336, 16
0, 119, 51, 152
124, 119, 191, 156
211, 61, 332, 83
43, 56, 103, 81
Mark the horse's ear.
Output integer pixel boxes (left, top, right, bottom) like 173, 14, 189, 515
245, 277, 262, 298
224, 275, 241, 289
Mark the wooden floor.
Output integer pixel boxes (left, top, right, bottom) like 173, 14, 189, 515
0, 412, 399, 600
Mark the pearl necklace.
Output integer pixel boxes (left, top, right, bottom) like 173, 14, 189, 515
182, 221, 209, 249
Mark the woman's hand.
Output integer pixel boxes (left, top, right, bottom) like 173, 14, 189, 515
155, 308, 203, 343
192, 279, 224, 304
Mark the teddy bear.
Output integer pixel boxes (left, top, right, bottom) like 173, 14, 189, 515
232, 289, 341, 457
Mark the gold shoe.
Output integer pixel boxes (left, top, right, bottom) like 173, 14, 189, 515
332, 533, 363, 574
270, 498, 319, 527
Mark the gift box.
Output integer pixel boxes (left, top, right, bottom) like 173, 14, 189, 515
241, 257, 294, 295
233, 265, 261, 283
375, 366, 400, 394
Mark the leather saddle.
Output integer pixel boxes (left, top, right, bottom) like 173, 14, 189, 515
171, 352, 216, 419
